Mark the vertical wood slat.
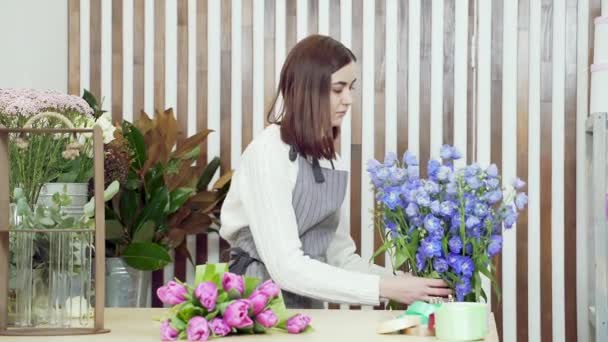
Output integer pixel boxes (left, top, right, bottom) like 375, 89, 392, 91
466, 0, 476, 165
328, 0, 342, 310
308, 0, 318, 34
177, 0, 189, 144
564, 0, 578, 341
286, 0, 297, 52
133, 0, 145, 120
242, 0, 253, 150
112, 0, 124, 122
329, 0, 340, 39
490, 0, 503, 338
151, 0, 167, 307
264, 0, 276, 128
540, 0, 554, 339
349, 0, 363, 310
68, 0, 80, 96
0, 133, 9, 330
397, 0, 409, 157
373, 0, 386, 273
196, 0, 209, 267
155, 0, 166, 113
173, 0, 189, 282
443, 0, 455, 147
419, 0, 431, 171
90, 0, 102, 99
516, 1, 530, 341
219, 0, 232, 263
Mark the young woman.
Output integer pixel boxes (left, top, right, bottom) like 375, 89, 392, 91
219, 35, 451, 308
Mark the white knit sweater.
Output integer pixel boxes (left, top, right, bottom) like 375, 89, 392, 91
219, 124, 393, 306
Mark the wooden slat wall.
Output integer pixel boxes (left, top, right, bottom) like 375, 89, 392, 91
67, 1, 593, 340
490, 0, 504, 335
516, 1, 530, 342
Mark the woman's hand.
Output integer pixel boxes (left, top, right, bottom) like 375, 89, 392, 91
379, 273, 452, 304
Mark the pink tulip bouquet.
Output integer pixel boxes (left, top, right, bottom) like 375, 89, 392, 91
157, 263, 312, 341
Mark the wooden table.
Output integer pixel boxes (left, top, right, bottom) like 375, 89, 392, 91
1, 308, 499, 341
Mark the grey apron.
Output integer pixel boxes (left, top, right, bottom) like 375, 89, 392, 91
228, 147, 348, 309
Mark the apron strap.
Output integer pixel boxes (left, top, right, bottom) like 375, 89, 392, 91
288, 145, 327, 183
227, 247, 264, 275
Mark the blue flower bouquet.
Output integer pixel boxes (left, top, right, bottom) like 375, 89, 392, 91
367, 145, 528, 302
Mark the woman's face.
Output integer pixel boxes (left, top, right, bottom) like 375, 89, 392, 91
330, 62, 357, 128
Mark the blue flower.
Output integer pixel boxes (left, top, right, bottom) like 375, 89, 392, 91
486, 178, 500, 189
464, 242, 474, 255
381, 188, 402, 210
428, 160, 441, 179
515, 192, 528, 210
447, 254, 462, 272
436, 165, 452, 182
416, 252, 426, 271
410, 216, 423, 228
403, 151, 419, 166
389, 167, 407, 184
415, 190, 431, 207
450, 214, 462, 233
366, 159, 382, 173
504, 206, 518, 228
440, 201, 455, 217
424, 181, 441, 195
455, 278, 472, 301
434, 258, 449, 273
512, 177, 526, 190
424, 215, 443, 234
486, 164, 499, 178
460, 257, 474, 277
440, 145, 454, 160
430, 200, 442, 215
421, 238, 443, 258
446, 182, 458, 195
451, 148, 463, 160
473, 202, 488, 218
407, 166, 420, 179
405, 202, 419, 217
406, 178, 422, 190
488, 235, 502, 257
385, 219, 397, 232
384, 152, 398, 167
466, 176, 482, 189
465, 163, 480, 178
485, 190, 502, 204
465, 216, 481, 229
448, 236, 462, 254
376, 167, 390, 183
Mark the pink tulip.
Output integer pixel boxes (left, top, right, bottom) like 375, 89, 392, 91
194, 281, 218, 311
223, 299, 254, 329
209, 318, 231, 337
248, 290, 269, 316
257, 280, 280, 298
222, 272, 245, 296
186, 316, 210, 341
256, 309, 278, 328
286, 314, 312, 334
160, 320, 179, 341
156, 281, 187, 305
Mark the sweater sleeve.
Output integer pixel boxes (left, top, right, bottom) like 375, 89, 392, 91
326, 203, 397, 278
237, 142, 381, 306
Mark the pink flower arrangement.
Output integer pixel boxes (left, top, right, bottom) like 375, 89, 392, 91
158, 264, 312, 341
0, 88, 93, 117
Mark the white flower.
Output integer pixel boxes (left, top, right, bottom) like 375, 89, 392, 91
95, 113, 116, 144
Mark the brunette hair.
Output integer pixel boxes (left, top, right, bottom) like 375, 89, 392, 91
267, 34, 356, 160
